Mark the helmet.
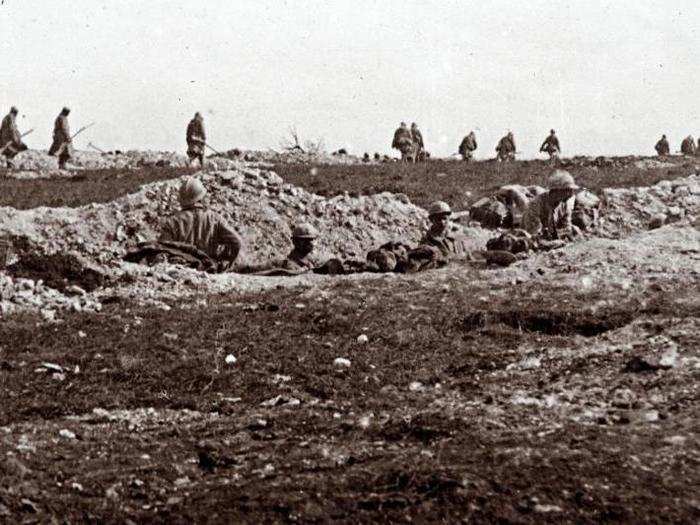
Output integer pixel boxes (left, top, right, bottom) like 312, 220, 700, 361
548, 170, 579, 190
550, 129, 556, 134
179, 177, 207, 208
428, 201, 452, 216
292, 223, 318, 239
62, 106, 70, 114
10, 106, 18, 114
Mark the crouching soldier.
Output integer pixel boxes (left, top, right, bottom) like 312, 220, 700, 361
281, 223, 320, 272
160, 177, 242, 265
521, 170, 580, 241
419, 201, 466, 258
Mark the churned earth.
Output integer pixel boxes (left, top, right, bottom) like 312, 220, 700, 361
0, 154, 698, 523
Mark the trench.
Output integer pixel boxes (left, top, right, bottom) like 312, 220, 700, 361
462, 310, 636, 337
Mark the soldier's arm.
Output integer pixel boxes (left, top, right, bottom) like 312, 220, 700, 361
214, 220, 243, 260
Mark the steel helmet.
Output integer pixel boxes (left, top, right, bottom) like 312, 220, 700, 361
292, 223, 318, 239
179, 177, 207, 208
548, 170, 579, 190
428, 201, 452, 216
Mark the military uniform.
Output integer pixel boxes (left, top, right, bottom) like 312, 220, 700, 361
521, 192, 575, 239
655, 137, 670, 156
0, 111, 27, 163
540, 134, 560, 157
459, 133, 477, 160
680, 136, 696, 156
186, 117, 206, 162
281, 249, 317, 272
496, 134, 516, 161
419, 229, 464, 258
392, 125, 415, 162
160, 205, 241, 260
48, 113, 73, 165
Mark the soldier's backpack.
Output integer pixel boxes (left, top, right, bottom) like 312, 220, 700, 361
469, 197, 509, 229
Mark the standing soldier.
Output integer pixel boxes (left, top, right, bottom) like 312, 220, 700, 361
539, 129, 561, 160
496, 131, 516, 162
186, 112, 206, 167
458, 131, 477, 161
392, 122, 415, 162
48, 107, 73, 170
680, 135, 696, 156
411, 122, 425, 161
655, 134, 670, 156
0, 106, 28, 169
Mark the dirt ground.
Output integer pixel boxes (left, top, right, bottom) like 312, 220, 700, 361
0, 157, 698, 523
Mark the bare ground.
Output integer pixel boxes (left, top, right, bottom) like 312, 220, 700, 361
0, 159, 698, 523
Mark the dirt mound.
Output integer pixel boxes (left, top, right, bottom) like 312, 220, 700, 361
212, 148, 366, 165
0, 167, 449, 269
602, 174, 699, 235
6, 150, 243, 175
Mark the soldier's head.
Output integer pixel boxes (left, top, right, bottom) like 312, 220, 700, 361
662, 134, 667, 139
427, 201, 452, 235
291, 223, 318, 256
550, 129, 556, 135
411, 122, 418, 129
194, 112, 203, 121
61, 107, 70, 116
179, 177, 207, 209
9, 106, 18, 116
547, 170, 579, 202
400, 122, 407, 128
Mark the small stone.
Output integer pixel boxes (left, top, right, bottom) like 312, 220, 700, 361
333, 357, 351, 368
225, 354, 237, 365
356, 334, 369, 344
59, 429, 77, 440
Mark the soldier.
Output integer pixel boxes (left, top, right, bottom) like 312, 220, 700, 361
411, 122, 424, 161
458, 131, 477, 161
48, 107, 73, 170
654, 134, 670, 156
281, 223, 319, 272
521, 170, 580, 240
392, 122, 415, 162
680, 135, 696, 156
495, 184, 545, 227
160, 178, 242, 262
186, 112, 206, 166
539, 129, 561, 159
0, 106, 28, 168
419, 201, 463, 257
496, 131, 516, 162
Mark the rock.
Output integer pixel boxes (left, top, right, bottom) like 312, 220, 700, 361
224, 354, 237, 365
58, 429, 77, 440
648, 213, 667, 229
356, 334, 369, 344
333, 357, 351, 368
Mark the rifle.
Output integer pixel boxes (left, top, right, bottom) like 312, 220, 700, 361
204, 143, 223, 156
87, 142, 107, 154
71, 122, 95, 140
0, 129, 34, 155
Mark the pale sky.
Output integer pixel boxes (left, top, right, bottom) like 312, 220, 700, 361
1, 1, 699, 158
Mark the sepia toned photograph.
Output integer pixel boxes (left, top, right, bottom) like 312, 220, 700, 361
0, 1, 698, 522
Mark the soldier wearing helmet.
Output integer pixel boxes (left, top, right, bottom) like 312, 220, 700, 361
0, 106, 28, 168
521, 170, 580, 239
419, 201, 463, 257
48, 107, 73, 170
159, 177, 242, 262
186, 112, 206, 166
655, 134, 670, 156
539, 129, 560, 160
281, 223, 319, 271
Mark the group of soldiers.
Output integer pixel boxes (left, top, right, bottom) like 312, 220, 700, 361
656, 134, 700, 157
1, 106, 77, 169
145, 165, 588, 275
391, 122, 426, 162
